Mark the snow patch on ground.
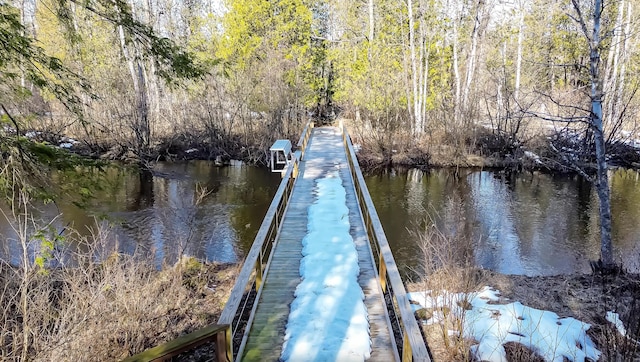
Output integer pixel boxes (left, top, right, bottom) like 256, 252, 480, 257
281, 171, 370, 361
409, 287, 600, 362
524, 150, 542, 164
606, 311, 627, 337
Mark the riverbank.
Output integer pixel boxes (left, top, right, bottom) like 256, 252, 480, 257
407, 270, 640, 361
20, 118, 640, 174
124, 265, 640, 361
353, 124, 640, 173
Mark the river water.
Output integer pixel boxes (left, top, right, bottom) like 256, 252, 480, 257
0, 162, 280, 267
1, 162, 639, 275
367, 168, 640, 276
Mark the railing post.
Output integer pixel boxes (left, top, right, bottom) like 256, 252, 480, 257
216, 325, 233, 362
379, 254, 387, 293
402, 330, 412, 362
255, 259, 263, 291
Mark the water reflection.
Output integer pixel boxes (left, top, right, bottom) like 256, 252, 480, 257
366, 168, 640, 276
3, 162, 638, 276
0, 161, 280, 266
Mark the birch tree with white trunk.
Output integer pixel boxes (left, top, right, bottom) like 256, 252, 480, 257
570, 0, 614, 269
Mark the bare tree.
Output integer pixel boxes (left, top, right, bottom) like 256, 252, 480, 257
570, 0, 614, 269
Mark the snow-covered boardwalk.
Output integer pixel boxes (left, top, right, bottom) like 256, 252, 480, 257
240, 127, 396, 361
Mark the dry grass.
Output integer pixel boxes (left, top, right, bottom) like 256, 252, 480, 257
346, 116, 509, 169
407, 263, 640, 361
406, 205, 486, 361
0, 225, 239, 361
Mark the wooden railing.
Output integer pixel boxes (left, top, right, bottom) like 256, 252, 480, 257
341, 122, 431, 362
122, 324, 229, 362
296, 120, 314, 161
217, 155, 299, 361
124, 162, 298, 362
124, 121, 312, 362
216, 120, 313, 361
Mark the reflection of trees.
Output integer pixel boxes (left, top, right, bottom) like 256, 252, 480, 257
80, 166, 139, 213
364, 168, 640, 275
445, 170, 474, 242
118, 165, 205, 263
365, 168, 640, 275
0, 161, 286, 266
406, 169, 426, 215
486, 172, 595, 273
160, 177, 199, 261
610, 169, 640, 250
468, 172, 524, 273
122, 163, 281, 264
471, 171, 605, 274
367, 169, 472, 276
364, 170, 415, 274
134, 168, 155, 209
229, 169, 280, 254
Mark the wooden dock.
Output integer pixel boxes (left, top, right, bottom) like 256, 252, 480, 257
241, 127, 396, 361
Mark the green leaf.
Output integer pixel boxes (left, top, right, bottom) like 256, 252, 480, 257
35, 256, 45, 269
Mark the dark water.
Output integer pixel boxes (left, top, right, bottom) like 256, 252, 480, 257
366, 168, 640, 276
0, 161, 280, 266
1, 162, 639, 276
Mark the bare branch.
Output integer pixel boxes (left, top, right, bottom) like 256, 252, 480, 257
548, 142, 594, 182
570, 0, 592, 42
1, 104, 21, 136
521, 110, 589, 124
530, 89, 591, 114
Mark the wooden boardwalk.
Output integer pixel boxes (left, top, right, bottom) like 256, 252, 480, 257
124, 123, 430, 362
241, 127, 396, 361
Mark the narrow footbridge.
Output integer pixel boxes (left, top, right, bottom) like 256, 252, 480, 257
125, 122, 430, 362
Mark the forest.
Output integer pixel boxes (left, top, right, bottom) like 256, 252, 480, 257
2, 0, 639, 170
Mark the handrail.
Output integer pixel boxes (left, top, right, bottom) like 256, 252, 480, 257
296, 120, 314, 160
217, 135, 304, 361
122, 324, 229, 362
128, 122, 312, 362
341, 123, 431, 362
123, 153, 301, 362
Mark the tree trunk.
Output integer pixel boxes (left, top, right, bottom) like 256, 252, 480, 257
420, 32, 430, 127
407, 0, 422, 134
118, 20, 150, 160
603, 0, 622, 130
135, 62, 150, 153
574, 0, 614, 268
368, 0, 374, 42
514, 1, 524, 100
462, 0, 486, 113
453, 19, 461, 126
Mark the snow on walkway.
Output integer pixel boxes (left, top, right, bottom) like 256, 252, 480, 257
409, 287, 601, 362
281, 170, 371, 361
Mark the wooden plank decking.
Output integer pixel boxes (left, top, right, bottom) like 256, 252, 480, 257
241, 127, 396, 361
